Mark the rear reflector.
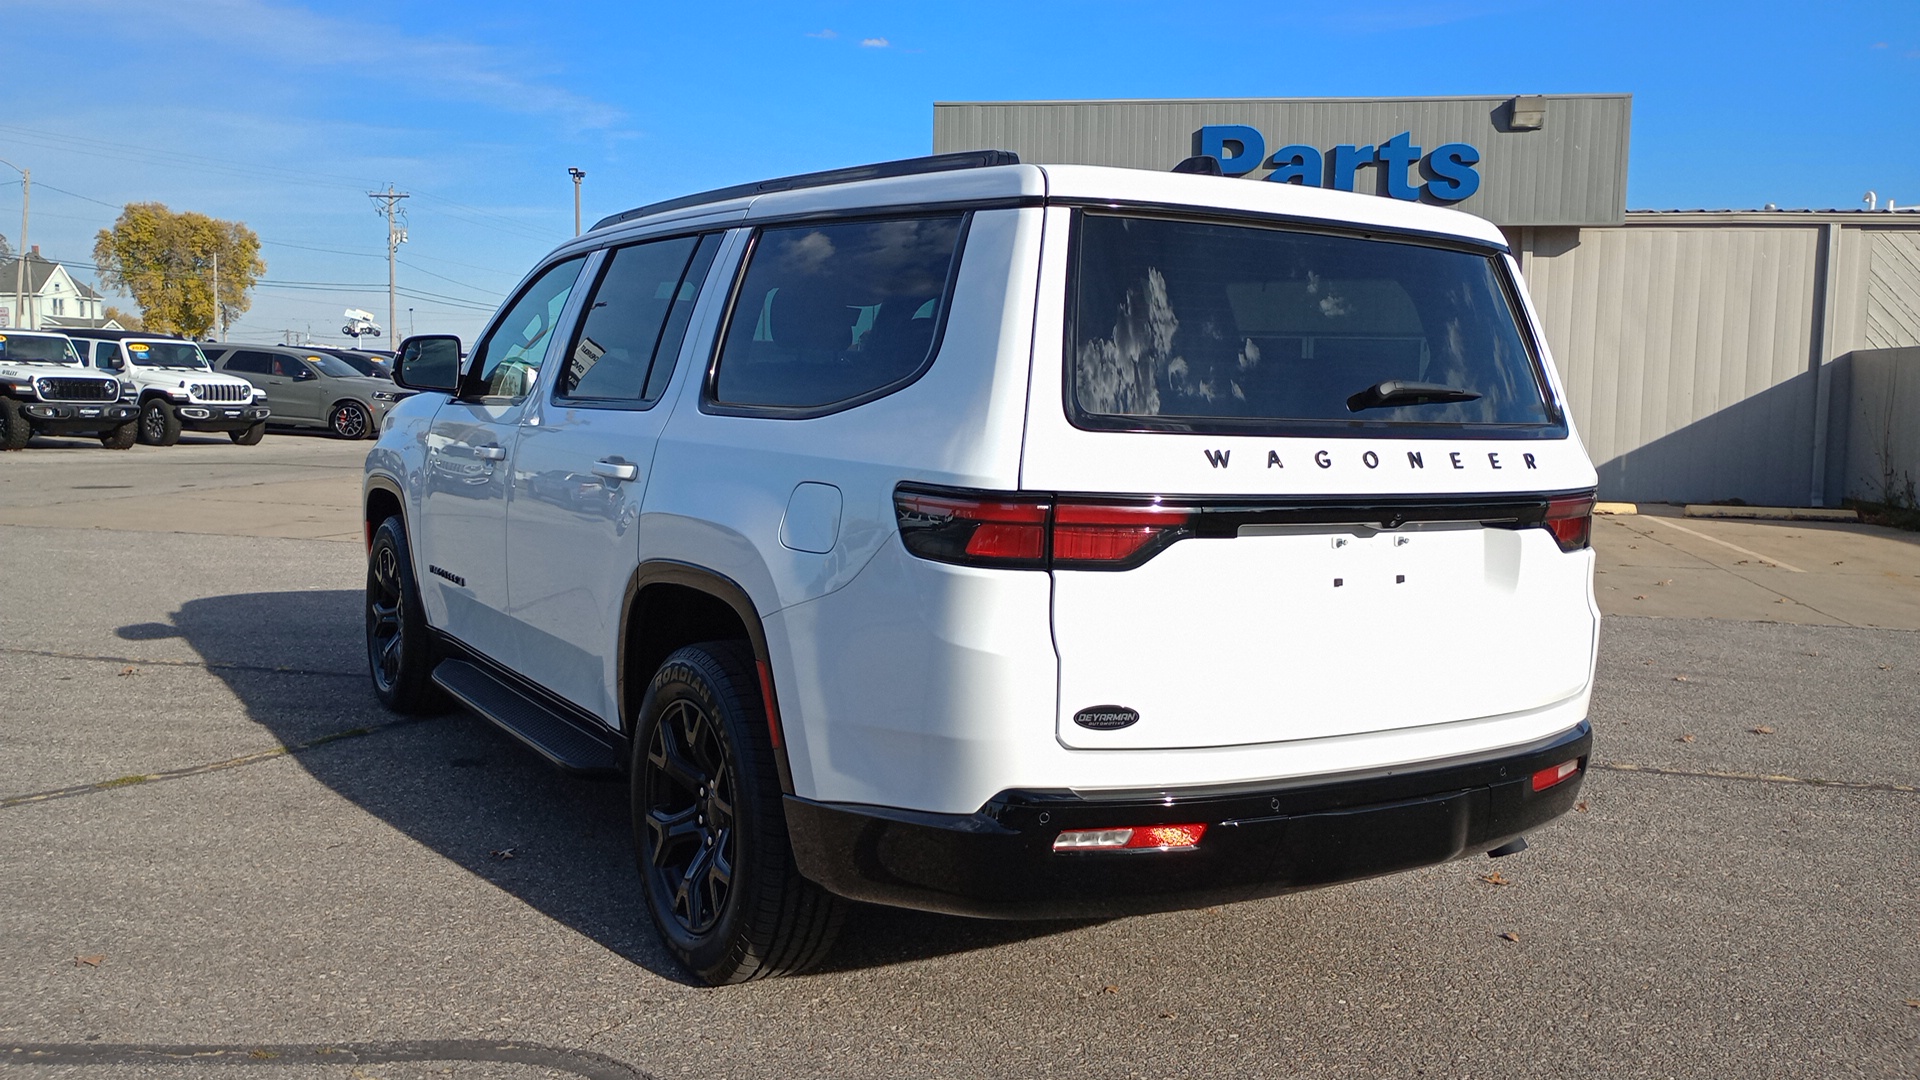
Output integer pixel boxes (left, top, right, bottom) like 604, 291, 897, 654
1053, 823, 1207, 851
1542, 494, 1594, 552
1531, 758, 1581, 792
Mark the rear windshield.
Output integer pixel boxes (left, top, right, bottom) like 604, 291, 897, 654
1067, 213, 1558, 436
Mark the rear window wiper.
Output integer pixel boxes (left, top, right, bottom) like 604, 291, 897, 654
1346, 380, 1483, 413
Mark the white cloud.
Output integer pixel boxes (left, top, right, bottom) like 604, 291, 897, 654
806, 28, 838, 38
860, 37, 890, 48
37, 0, 626, 134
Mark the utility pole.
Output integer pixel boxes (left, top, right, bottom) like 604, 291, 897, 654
210, 250, 220, 341
369, 186, 409, 343
0, 160, 30, 329
569, 168, 586, 236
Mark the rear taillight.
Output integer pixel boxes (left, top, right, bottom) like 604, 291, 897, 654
1052, 502, 1192, 567
892, 489, 1049, 569
894, 486, 1192, 570
1542, 494, 1594, 552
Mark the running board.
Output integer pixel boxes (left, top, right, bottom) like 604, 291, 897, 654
431, 659, 623, 776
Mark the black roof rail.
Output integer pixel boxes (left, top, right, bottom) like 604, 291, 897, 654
590, 150, 1021, 232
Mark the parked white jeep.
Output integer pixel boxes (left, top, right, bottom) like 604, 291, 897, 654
0, 330, 138, 449
70, 331, 270, 445
364, 152, 1599, 985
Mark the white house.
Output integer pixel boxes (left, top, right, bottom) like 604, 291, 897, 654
0, 248, 124, 330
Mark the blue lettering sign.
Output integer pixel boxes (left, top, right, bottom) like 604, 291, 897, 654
1197, 125, 1266, 177
1192, 125, 1482, 203
1376, 131, 1423, 201
1266, 145, 1323, 187
1424, 143, 1482, 201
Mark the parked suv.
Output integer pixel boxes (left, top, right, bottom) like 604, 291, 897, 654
204, 344, 410, 439
364, 152, 1599, 984
0, 329, 138, 449
68, 329, 270, 445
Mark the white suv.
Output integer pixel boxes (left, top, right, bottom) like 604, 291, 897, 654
364, 152, 1599, 984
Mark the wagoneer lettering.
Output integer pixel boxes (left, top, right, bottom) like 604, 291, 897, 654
364, 151, 1597, 987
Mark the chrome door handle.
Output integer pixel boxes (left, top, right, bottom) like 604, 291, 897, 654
474, 445, 507, 461
592, 459, 639, 482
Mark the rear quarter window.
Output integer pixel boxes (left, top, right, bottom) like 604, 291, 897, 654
1067, 213, 1559, 437
708, 214, 966, 415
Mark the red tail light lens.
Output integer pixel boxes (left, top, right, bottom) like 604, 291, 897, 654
894, 489, 1049, 568
1542, 494, 1594, 552
895, 487, 1194, 570
1052, 502, 1192, 566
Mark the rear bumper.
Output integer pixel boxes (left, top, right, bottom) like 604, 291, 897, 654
785, 720, 1590, 919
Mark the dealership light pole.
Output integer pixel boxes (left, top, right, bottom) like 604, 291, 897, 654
0, 159, 29, 330
569, 167, 585, 236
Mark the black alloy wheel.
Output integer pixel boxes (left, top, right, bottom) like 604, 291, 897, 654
331, 400, 372, 439
365, 516, 442, 713
642, 695, 739, 936
632, 643, 844, 984
139, 398, 181, 446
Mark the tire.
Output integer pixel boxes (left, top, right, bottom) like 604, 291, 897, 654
365, 516, 445, 714
330, 400, 373, 439
632, 641, 845, 984
230, 421, 266, 446
0, 398, 31, 451
138, 398, 182, 446
100, 421, 137, 450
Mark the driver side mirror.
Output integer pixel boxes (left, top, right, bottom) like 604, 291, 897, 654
395, 334, 463, 393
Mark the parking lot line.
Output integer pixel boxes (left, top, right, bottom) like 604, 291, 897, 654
1644, 517, 1807, 573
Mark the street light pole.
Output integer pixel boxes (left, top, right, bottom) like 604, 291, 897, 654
569, 168, 586, 236
0, 159, 29, 330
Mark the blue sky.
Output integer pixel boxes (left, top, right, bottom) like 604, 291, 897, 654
2, 0, 1914, 344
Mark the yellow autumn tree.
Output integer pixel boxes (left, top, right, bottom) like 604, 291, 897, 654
93, 203, 263, 338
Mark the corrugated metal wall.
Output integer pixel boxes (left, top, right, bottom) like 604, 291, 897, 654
1866, 231, 1920, 348
934, 96, 1631, 226
1523, 223, 1822, 505
1521, 216, 1920, 505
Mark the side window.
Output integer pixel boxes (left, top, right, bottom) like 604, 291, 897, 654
558, 233, 722, 405
93, 341, 124, 371
271, 356, 303, 378
227, 351, 274, 375
711, 214, 965, 412
470, 256, 587, 401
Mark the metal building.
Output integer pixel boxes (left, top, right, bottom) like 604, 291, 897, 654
935, 96, 1920, 507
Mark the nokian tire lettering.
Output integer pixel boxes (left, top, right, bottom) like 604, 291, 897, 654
366, 516, 448, 715
632, 642, 843, 983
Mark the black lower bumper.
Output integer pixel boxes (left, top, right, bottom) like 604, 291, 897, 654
179, 404, 269, 431
23, 402, 137, 434
785, 721, 1590, 919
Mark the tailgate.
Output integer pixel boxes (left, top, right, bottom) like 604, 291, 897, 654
1051, 510, 1595, 750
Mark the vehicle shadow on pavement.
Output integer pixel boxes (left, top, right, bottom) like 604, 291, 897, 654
127, 589, 1094, 984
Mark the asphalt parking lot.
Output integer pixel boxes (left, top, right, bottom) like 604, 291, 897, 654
2, 434, 1916, 1079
